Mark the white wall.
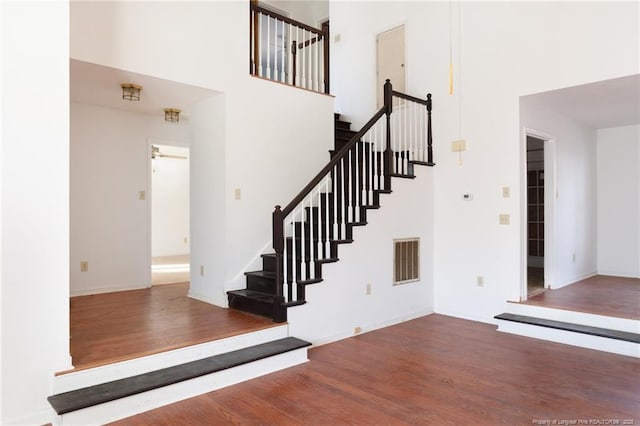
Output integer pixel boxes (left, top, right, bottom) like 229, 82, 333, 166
597, 125, 640, 277
1, 2, 71, 424
331, 1, 639, 322
71, 1, 334, 307
70, 103, 190, 296
289, 167, 434, 344
520, 96, 598, 287
152, 145, 190, 257
189, 95, 227, 306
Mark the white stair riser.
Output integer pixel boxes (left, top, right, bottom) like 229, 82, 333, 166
57, 348, 309, 426
496, 320, 639, 358
54, 325, 288, 394
505, 303, 639, 333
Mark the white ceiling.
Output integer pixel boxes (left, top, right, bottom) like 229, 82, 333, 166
70, 59, 217, 119
523, 74, 640, 129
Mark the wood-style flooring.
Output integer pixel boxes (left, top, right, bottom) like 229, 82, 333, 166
522, 275, 640, 320
111, 314, 640, 425
68, 283, 278, 372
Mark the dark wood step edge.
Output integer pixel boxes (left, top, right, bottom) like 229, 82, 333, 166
494, 313, 640, 344
48, 337, 311, 415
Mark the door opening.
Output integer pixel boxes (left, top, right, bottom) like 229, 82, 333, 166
150, 144, 190, 286
376, 25, 405, 108
526, 136, 545, 297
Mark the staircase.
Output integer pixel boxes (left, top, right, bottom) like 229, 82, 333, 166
228, 80, 434, 322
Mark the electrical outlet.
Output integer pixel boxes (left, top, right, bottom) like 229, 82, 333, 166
499, 214, 510, 225
138, 190, 146, 201
502, 186, 510, 198
366, 283, 371, 295
183, 237, 188, 244
80, 261, 89, 272
234, 188, 241, 200
477, 276, 484, 287
354, 326, 362, 334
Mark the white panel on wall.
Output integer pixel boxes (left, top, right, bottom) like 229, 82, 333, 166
596, 125, 640, 277
151, 144, 190, 257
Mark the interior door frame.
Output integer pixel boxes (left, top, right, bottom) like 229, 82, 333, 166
376, 22, 407, 109
520, 127, 557, 301
147, 137, 191, 287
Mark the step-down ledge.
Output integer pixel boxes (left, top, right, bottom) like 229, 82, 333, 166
495, 313, 640, 358
49, 337, 311, 424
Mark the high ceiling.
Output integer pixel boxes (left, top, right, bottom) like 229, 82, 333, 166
523, 74, 640, 129
70, 59, 217, 120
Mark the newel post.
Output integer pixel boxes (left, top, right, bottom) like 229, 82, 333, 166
426, 93, 434, 165
272, 205, 286, 322
383, 79, 393, 191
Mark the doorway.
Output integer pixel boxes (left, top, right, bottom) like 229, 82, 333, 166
150, 143, 190, 286
526, 136, 545, 296
376, 24, 405, 108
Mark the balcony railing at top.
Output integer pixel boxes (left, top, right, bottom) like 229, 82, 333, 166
250, 3, 329, 94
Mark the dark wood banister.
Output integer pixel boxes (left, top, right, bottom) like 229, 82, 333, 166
281, 107, 386, 219
251, 2, 329, 94
252, 4, 324, 35
392, 90, 429, 106
272, 80, 432, 321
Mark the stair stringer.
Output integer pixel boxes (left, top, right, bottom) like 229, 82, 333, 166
287, 166, 435, 345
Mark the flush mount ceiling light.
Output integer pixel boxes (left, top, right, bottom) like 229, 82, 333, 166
164, 108, 181, 123
121, 83, 142, 101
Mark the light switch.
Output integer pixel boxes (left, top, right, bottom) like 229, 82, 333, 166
499, 214, 510, 225
502, 187, 510, 198
234, 188, 241, 200
139, 190, 146, 201
80, 261, 89, 272
452, 140, 466, 152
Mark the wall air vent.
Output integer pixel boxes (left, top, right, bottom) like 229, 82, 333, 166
394, 238, 420, 285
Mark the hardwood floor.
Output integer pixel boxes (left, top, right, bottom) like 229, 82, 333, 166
111, 314, 640, 425
522, 275, 640, 320
68, 283, 278, 372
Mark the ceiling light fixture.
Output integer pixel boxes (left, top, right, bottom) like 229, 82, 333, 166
121, 83, 142, 101
164, 108, 180, 123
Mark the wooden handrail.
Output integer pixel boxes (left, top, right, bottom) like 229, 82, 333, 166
281, 107, 386, 218
252, 4, 323, 35
392, 90, 430, 106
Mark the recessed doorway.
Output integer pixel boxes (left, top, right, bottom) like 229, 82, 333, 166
526, 136, 545, 297
150, 143, 190, 286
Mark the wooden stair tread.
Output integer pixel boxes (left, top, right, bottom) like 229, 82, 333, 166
228, 289, 274, 301
48, 337, 311, 415
245, 270, 276, 279
390, 173, 416, 179
494, 313, 640, 343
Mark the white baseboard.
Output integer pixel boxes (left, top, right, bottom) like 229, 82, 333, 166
310, 309, 433, 347
70, 283, 149, 297
188, 290, 227, 307
551, 271, 597, 289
